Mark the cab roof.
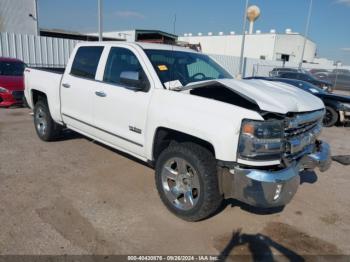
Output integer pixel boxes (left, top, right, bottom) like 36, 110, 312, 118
77, 41, 198, 53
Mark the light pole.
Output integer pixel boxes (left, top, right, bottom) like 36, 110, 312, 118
98, 0, 103, 41
299, 0, 313, 69
238, 0, 249, 78
35, 0, 39, 36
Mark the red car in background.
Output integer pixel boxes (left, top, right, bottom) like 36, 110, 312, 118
0, 57, 26, 107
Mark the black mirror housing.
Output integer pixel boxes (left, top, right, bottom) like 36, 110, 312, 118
120, 71, 146, 91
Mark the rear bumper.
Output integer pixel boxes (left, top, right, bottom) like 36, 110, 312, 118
0, 91, 24, 107
225, 141, 331, 208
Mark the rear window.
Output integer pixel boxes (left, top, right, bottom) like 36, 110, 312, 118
0, 61, 25, 76
70, 46, 104, 79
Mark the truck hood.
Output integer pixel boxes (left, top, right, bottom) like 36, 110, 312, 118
185, 79, 324, 114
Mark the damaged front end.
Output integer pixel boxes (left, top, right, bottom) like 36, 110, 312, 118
184, 79, 331, 208
219, 109, 331, 208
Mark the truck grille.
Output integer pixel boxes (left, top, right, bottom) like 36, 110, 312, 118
284, 110, 324, 160
12, 91, 24, 101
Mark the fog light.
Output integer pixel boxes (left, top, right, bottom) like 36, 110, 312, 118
273, 184, 283, 201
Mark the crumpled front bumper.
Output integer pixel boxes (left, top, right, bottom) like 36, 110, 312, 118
227, 141, 331, 208
339, 110, 350, 123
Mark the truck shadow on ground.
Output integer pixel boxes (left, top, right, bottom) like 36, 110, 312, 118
55, 130, 152, 168
332, 155, 350, 165
214, 222, 341, 261
56, 129, 84, 141
217, 229, 304, 262
299, 170, 318, 184
220, 199, 285, 216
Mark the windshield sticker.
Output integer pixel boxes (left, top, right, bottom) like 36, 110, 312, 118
309, 88, 319, 93
158, 65, 168, 71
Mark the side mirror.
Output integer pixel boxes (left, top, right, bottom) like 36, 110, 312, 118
120, 71, 145, 91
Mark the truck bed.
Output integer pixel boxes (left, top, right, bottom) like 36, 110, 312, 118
28, 67, 65, 74
24, 67, 64, 123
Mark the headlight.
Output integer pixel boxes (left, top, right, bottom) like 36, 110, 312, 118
238, 119, 284, 161
341, 103, 350, 111
0, 86, 9, 93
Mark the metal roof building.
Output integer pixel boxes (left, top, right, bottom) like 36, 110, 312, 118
92, 29, 178, 44
179, 29, 317, 63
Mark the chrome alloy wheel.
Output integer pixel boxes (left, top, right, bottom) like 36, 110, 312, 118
161, 157, 200, 210
35, 106, 48, 136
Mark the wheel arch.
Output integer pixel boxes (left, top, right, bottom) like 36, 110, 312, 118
151, 127, 216, 163
31, 89, 47, 106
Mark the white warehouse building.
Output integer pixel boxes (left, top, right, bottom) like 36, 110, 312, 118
0, 0, 38, 35
179, 29, 317, 63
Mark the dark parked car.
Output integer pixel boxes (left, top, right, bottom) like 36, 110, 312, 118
278, 71, 334, 92
245, 77, 350, 127
309, 69, 330, 78
269, 67, 307, 77
310, 69, 350, 91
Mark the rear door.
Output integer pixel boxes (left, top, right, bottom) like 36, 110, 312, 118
60, 46, 104, 133
92, 46, 153, 157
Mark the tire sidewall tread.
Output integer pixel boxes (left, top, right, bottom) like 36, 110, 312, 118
323, 106, 338, 127
155, 142, 223, 222
34, 100, 61, 141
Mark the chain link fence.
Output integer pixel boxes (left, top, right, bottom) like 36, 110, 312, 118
210, 53, 350, 91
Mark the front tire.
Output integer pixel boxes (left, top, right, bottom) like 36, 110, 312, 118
155, 142, 223, 221
34, 100, 62, 141
323, 106, 338, 127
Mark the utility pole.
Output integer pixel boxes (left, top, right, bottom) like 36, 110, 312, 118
238, 0, 249, 78
98, 0, 103, 41
35, 0, 39, 36
299, 0, 313, 69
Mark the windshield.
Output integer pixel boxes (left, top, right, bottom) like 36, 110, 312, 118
144, 49, 233, 86
0, 61, 25, 76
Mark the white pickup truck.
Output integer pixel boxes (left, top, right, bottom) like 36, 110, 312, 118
24, 42, 331, 221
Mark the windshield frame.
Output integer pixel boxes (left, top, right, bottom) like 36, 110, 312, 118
144, 49, 233, 88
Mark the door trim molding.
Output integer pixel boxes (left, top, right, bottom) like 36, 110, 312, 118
62, 113, 143, 147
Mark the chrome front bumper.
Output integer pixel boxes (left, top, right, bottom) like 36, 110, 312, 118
227, 141, 331, 208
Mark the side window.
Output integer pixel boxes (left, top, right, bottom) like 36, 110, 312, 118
103, 47, 147, 88
282, 73, 292, 78
70, 46, 104, 79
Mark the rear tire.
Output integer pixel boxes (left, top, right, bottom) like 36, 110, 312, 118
323, 106, 338, 127
155, 142, 223, 221
34, 100, 62, 141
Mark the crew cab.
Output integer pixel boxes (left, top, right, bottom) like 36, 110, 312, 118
24, 42, 331, 221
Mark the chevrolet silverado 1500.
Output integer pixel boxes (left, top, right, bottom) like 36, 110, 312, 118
24, 42, 331, 221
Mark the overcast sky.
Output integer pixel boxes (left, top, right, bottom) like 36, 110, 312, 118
38, 0, 350, 64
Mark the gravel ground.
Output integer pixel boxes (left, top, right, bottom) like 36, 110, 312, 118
0, 107, 349, 259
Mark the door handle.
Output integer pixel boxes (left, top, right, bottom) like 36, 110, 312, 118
62, 83, 71, 88
95, 91, 107, 97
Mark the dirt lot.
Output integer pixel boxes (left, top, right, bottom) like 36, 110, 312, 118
0, 107, 350, 259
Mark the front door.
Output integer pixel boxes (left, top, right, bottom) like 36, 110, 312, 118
92, 46, 152, 157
